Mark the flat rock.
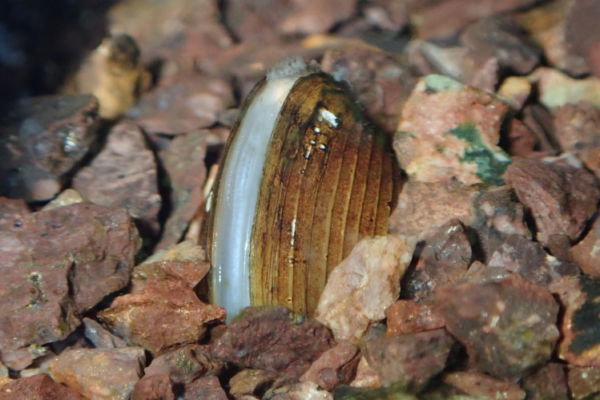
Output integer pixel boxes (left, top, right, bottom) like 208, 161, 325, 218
0, 374, 85, 400
300, 342, 360, 391
49, 347, 145, 400
229, 369, 279, 398
182, 375, 228, 400
436, 274, 560, 378
0, 95, 99, 201
144, 344, 222, 384
385, 300, 445, 337
131, 375, 175, 400
567, 366, 600, 400
210, 306, 334, 379
73, 122, 161, 236
395, 75, 510, 186
442, 371, 526, 400
503, 157, 600, 245
0, 203, 140, 363
364, 329, 454, 392
315, 235, 417, 343
521, 363, 569, 400
550, 276, 600, 366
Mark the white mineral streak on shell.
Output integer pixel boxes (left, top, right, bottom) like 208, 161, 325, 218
211, 58, 311, 320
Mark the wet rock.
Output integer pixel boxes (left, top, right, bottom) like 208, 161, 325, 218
315, 235, 417, 343
300, 342, 360, 391
83, 318, 127, 349
99, 277, 225, 355
550, 276, 600, 366
554, 101, 600, 177
73, 122, 161, 236
571, 218, 600, 277
182, 375, 228, 400
0, 374, 85, 400
567, 366, 600, 400
533, 67, 600, 110
385, 300, 445, 337
229, 369, 279, 398
349, 357, 381, 388
210, 306, 334, 379
320, 48, 416, 134
144, 344, 222, 385
0, 95, 99, 201
442, 371, 526, 400
364, 329, 454, 391
0, 203, 140, 362
436, 274, 560, 378
503, 157, 600, 245
505, 119, 537, 157
488, 234, 580, 285
521, 363, 569, 400
406, 0, 539, 41
156, 131, 207, 250
395, 75, 510, 186
69, 34, 151, 119
129, 74, 234, 135
49, 347, 145, 400
268, 381, 333, 400
497, 77, 532, 111
131, 375, 175, 400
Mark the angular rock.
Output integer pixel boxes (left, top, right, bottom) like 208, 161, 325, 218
395, 75, 510, 186
99, 277, 225, 355
182, 375, 228, 400
461, 261, 513, 285
0, 203, 140, 360
42, 189, 84, 211
210, 307, 334, 379
488, 234, 580, 286
442, 371, 526, 400
129, 74, 234, 135
532, 67, 600, 110
144, 344, 222, 384
315, 235, 417, 343
503, 157, 600, 245
73, 122, 161, 236
300, 342, 360, 391
571, 218, 600, 277
0, 374, 85, 400
268, 381, 333, 400
521, 363, 569, 400
49, 347, 145, 400
131, 375, 175, 400
550, 276, 600, 366
364, 329, 454, 392
83, 318, 127, 349
0, 95, 99, 200
567, 366, 600, 400
385, 300, 445, 337
229, 369, 279, 399
497, 77, 532, 111
436, 274, 560, 378
349, 357, 381, 389
505, 119, 536, 157
156, 131, 207, 249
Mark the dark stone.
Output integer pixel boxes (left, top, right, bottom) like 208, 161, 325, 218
521, 363, 569, 400
567, 366, 600, 400
144, 344, 223, 385
182, 375, 228, 400
131, 374, 176, 400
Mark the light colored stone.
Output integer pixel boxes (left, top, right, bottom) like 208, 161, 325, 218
531, 67, 600, 110
497, 76, 532, 110
315, 235, 417, 343
42, 189, 84, 211
350, 357, 381, 388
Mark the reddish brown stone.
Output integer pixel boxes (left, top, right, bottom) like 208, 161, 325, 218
571, 218, 600, 277
565, 0, 600, 69
0, 198, 29, 231
0, 374, 85, 400
364, 329, 454, 391
436, 274, 560, 378
503, 157, 600, 245
0, 203, 140, 360
72, 122, 161, 236
521, 363, 569, 400
461, 261, 512, 285
144, 344, 222, 385
210, 307, 335, 379
0, 95, 99, 201
506, 119, 537, 157
589, 40, 600, 78
229, 369, 279, 398
182, 375, 228, 400
131, 375, 175, 400
385, 300, 445, 337
550, 276, 600, 366
442, 371, 526, 400
300, 342, 360, 391
568, 366, 600, 400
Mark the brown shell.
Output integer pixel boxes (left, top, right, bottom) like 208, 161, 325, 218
204, 72, 400, 315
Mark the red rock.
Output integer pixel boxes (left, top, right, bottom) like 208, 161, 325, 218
49, 347, 145, 400
571, 218, 600, 277
364, 329, 454, 391
503, 157, 600, 245
521, 363, 569, 400
144, 344, 222, 384
442, 371, 526, 400
564, 0, 600, 72
182, 375, 228, 400
229, 369, 279, 398
210, 307, 334, 380
567, 366, 600, 400
99, 277, 225, 355
521, 103, 559, 154
436, 274, 560, 378
73, 122, 161, 236
300, 342, 360, 391
0, 374, 85, 400
0, 95, 99, 201
0, 198, 29, 231
550, 276, 600, 366
385, 300, 445, 337
0, 203, 140, 362
83, 318, 127, 349
589, 40, 600, 78
506, 119, 537, 157
131, 375, 175, 400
